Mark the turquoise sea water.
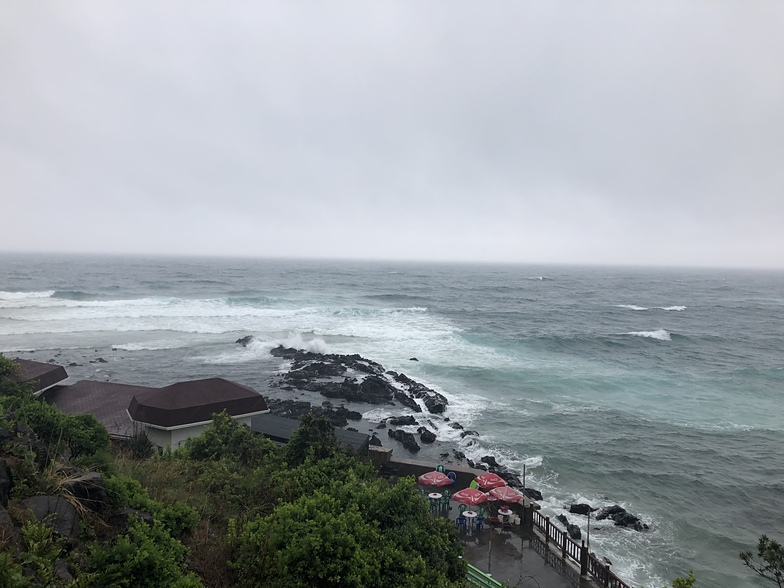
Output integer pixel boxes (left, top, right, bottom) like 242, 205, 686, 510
1, 253, 782, 587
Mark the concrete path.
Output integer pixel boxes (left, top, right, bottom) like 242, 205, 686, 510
457, 524, 593, 588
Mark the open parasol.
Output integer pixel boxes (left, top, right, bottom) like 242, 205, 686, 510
417, 471, 453, 487
451, 487, 490, 505
474, 472, 508, 490
488, 485, 526, 504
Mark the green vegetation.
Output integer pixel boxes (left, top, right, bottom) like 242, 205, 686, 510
0, 355, 466, 587
741, 535, 784, 587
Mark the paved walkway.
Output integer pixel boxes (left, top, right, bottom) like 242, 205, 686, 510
458, 523, 593, 588
428, 497, 594, 588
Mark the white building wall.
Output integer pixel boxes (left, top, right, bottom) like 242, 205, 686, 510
139, 414, 261, 450
144, 426, 172, 449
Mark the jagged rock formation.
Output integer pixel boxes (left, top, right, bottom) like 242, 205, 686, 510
595, 505, 648, 531
269, 346, 448, 415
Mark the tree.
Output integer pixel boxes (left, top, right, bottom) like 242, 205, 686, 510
178, 410, 273, 466
284, 413, 340, 466
741, 535, 784, 587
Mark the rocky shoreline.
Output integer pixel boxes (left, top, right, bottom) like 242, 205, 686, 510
257, 341, 646, 532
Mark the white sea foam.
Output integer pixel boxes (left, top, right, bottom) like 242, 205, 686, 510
627, 329, 671, 341
659, 305, 686, 311
615, 304, 648, 311
112, 340, 188, 351
278, 333, 330, 354
0, 290, 56, 305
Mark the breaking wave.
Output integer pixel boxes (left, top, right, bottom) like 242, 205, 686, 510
626, 329, 671, 341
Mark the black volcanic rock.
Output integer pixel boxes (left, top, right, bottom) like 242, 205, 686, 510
269, 347, 449, 413
418, 427, 437, 444
235, 335, 256, 346
557, 515, 582, 541
394, 390, 422, 412
266, 399, 361, 428
388, 415, 418, 426
595, 505, 647, 531
569, 503, 598, 516
481, 455, 500, 468
523, 488, 543, 501
387, 429, 420, 453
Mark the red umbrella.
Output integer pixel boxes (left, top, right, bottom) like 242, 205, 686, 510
474, 473, 508, 490
417, 471, 453, 487
488, 486, 526, 504
451, 488, 490, 505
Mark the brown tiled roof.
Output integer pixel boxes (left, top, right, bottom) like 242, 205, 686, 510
12, 358, 68, 392
42, 380, 154, 438
128, 378, 269, 428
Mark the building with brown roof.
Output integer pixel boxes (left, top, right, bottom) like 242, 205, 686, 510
12, 358, 68, 394
43, 377, 269, 450
128, 378, 269, 449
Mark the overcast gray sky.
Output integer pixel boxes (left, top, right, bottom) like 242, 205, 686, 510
2, 1, 783, 268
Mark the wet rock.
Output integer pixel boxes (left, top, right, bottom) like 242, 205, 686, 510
557, 515, 582, 540
460, 430, 479, 439
369, 434, 382, 446
388, 415, 418, 426
595, 505, 647, 531
452, 449, 466, 461
523, 488, 543, 501
394, 390, 422, 412
270, 347, 449, 414
409, 357, 419, 361
387, 429, 420, 453
376, 422, 387, 429
266, 399, 361, 428
418, 427, 437, 444
235, 335, 256, 347
569, 503, 598, 516
91, 357, 108, 364
448, 421, 464, 430
481, 455, 500, 468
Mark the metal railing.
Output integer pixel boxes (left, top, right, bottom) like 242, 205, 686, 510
466, 563, 504, 588
530, 509, 634, 588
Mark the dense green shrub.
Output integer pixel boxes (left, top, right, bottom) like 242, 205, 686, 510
231, 492, 381, 588
85, 518, 202, 588
17, 403, 109, 460
284, 412, 341, 466
178, 411, 274, 466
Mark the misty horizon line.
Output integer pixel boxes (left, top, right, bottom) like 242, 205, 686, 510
1, 249, 782, 274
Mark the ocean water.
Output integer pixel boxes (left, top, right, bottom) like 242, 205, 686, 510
1, 253, 782, 588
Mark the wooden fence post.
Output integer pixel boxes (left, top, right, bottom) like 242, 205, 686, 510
580, 541, 588, 576
545, 517, 550, 544
561, 531, 567, 559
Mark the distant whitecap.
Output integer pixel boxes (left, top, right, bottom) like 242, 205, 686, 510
627, 329, 671, 341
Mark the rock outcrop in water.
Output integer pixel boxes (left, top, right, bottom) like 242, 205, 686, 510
266, 399, 362, 428
569, 503, 598, 515
269, 346, 449, 415
556, 514, 582, 540
595, 505, 648, 531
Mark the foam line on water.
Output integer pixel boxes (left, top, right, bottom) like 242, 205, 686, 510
626, 329, 671, 341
